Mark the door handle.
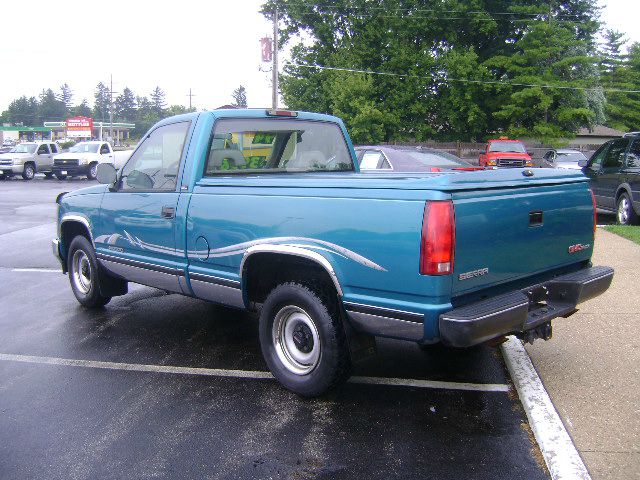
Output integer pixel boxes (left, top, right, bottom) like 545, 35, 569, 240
161, 206, 175, 219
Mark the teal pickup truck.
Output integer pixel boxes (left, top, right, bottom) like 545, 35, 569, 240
52, 109, 613, 396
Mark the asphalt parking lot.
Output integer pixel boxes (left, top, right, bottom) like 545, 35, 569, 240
0, 176, 555, 480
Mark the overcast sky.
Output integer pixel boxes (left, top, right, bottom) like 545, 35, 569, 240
1, 0, 638, 116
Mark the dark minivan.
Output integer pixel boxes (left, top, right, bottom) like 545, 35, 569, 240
583, 134, 640, 225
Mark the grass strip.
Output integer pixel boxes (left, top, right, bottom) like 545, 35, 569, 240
603, 225, 640, 245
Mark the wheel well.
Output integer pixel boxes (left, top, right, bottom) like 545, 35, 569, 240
616, 186, 631, 203
243, 253, 339, 306
60, 221, 92, 264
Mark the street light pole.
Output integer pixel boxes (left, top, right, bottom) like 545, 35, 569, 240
272, 7, 278, 110
109, 74, 114, 143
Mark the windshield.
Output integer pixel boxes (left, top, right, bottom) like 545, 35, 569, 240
404, 151, 466, 167
489, 141, 526, 153
556, 152, 587, 162
69, 143, 100, 153
12, 144, 37, 154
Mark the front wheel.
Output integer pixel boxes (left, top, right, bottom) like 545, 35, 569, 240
617, 193, 638, 225
87, 163, 98, 180
259, 282, 351, 397
67, 236, 111, 308
22, 163, 35, 180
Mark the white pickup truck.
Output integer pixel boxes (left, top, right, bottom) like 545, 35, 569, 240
52, 141, 132, 180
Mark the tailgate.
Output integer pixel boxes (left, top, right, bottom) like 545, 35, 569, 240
451, 181, 594, 296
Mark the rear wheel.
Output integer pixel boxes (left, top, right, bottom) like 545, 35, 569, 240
617, 193, 638, 225
22, 163, 35, 180
67, 236, 111, 308
259, 282, 351, 397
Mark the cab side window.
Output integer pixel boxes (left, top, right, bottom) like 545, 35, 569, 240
120, 122, 190, 191
37, 144, 50, 154
602, 139, 627, 168
50, 144, 59, 154
100, 144, 110, 154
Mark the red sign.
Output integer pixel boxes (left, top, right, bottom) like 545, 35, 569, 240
260, 37, 273, 62
66, 116, 93, 138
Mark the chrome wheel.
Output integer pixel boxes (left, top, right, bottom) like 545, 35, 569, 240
89, 163, 98, 179
272, 305, 321, 375
23, 164, 35, 180
618, 196, 630, 224
72, 250, 92, 295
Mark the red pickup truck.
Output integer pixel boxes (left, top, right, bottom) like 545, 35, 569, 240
479, 138, 533, 168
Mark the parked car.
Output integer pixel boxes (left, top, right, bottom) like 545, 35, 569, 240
479, 138, 533, 168
52, 141, 132, 180
355, 145, 483, 172
582, 134, 640, 225
0, 141, 59, 180
542, 149, 588, 170
52, 109, 613, 397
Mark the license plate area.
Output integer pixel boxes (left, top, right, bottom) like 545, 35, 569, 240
61, 170, 67, 175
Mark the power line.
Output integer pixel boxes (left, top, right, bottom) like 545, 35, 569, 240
274, 1, 587, 21
287, 62, 640, 94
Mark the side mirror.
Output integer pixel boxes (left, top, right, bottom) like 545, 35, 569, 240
578, 159, 588, 168
96, 163, 117, 185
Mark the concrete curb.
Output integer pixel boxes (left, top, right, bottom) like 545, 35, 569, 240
501, 336, 591, 480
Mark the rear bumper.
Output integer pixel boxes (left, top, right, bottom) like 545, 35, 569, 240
439, 265, 614, 347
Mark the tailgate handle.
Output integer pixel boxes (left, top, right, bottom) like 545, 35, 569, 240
529, 211, 543, 227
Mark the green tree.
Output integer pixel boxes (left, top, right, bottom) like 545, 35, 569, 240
115, 87, 137, 122
74, 99, 92, 117
134, 96, 159, 136
263, 0, 601, 143
604, 42, 640, 131
150, 87, 166, 117
38, 89, 66, 122
483, 20, 601, 142
93, 82, 110, 122
3, 96, 40, 125
58, 83, 73, 115
231, 85, 248, 108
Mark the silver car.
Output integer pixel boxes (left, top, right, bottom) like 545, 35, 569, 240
0, 141, 59, 180
543, 149, 588, 170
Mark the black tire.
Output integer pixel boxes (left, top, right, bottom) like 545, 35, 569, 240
55, 173, 67, 180
87, 163, 98, 180
22, 163, 35, 180
259, 282, 351, 397
617, 193, 638, 225
67, 236, 111, 308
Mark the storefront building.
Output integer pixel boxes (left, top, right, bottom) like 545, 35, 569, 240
0, 125, 53, 143
44, 117, 135, 145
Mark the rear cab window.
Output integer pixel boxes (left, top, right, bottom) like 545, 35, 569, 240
203, 119, 353, 175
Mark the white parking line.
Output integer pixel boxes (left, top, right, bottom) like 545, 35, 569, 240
12, 268, 61, 273
0, 353, 510, 393
501, 336, 591, 480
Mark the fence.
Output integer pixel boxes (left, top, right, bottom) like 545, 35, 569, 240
380, 140, 601, 163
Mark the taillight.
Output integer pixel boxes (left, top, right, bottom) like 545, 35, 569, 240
590, 189, 597, 238
420, 200, 455, 275
429, 167, 441, 172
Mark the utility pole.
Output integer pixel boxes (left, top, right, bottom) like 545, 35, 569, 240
187, 88, 196, 110
109, 74, 114, 143
272, 7, 278, 110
